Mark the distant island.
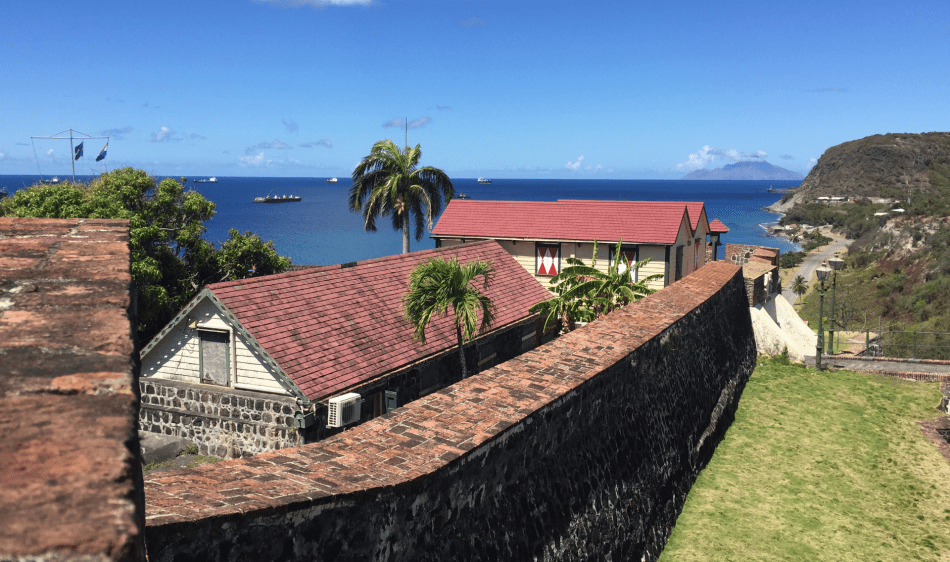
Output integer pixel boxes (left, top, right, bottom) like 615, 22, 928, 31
683, 161, 805, 181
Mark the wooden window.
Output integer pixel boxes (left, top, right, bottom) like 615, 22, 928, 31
609, 245, 639, 280
199, 330, 230, 386
535, 243, 561, 276
674, 245, 684, 281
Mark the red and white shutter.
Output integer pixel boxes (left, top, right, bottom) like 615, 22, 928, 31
536, 245, 559, 276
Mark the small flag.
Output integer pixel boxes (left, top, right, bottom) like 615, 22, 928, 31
96, 142, 108, 162
74, 142, 83, 161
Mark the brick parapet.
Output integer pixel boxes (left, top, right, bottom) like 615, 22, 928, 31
144, 262, 757, 561
0, 217, 143, 562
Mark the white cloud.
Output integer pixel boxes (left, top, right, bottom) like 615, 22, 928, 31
408, 116, 431, 129
257, 0, 371, 7
566, 156, 584, 170
151, 126, 177, 143
101, 126, 133, 139
676, 145, 768, 171
806, 157, 818, 170
0, 151, 4, 159
47, 149, 54, 156
383, 116, 432, 130
239, 153, 270, 167
300, 139, 332, 148
459, 17, 485, 28
245, 140, 292, 154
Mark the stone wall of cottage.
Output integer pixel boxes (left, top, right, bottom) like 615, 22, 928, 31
140, 379, 302, 456
144, 262, 755, 562
141, 318, 548, 456
725, 243, 781, 267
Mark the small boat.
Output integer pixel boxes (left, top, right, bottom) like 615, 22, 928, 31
457, 193, 471, 200
40, 176, 60, 185
326, 177, 338, 183
477, 177, 491, 184
194, 177, 218, 183
253, 194, 301, 203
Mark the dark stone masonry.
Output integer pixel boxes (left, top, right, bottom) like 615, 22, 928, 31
144, 262, 756, 562
140, 378, 302, 457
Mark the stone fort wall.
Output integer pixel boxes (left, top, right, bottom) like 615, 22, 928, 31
144, 262, 756, 562
0, 218, 143, 562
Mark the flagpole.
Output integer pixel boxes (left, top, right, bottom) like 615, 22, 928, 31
70, 129, 76, 183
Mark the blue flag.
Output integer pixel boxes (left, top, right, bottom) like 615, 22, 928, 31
96, 142, 108, 162
74, 142, 83, 160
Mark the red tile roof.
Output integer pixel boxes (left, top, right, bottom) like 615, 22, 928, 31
709, 219, 730, 233
207, 241, 552, 401
431, 200, 705, 245
684, 202, 707, 232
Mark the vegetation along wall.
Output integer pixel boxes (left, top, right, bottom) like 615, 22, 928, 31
143, 261, 756, 562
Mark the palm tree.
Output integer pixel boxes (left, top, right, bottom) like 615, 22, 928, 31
349, 139, 454, 254
792, 275, 808, 302
403, 257, 495, 379
530, 240, 660, 333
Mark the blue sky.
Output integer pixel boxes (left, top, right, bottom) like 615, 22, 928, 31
2, 0, 948, 179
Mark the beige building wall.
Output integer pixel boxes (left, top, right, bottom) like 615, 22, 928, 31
142, 298, 292, 395
438, 238, 670, 291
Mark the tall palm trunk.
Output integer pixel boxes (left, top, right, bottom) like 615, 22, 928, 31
456, 323, 469, 379
401, 210, 410, 254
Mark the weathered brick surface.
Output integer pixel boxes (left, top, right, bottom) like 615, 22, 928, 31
0, 217, 143, 562
144, 262, 756, 561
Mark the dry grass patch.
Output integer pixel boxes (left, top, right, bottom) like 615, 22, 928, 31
660, 359, 950, 561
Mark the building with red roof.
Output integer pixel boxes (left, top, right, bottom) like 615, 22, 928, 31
431, 199, 728, 289
139, 240, 554, 456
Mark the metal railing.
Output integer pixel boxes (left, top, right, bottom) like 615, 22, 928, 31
862, 330, 950, 360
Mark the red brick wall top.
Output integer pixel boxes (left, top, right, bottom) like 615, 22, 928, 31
144, 261, 743, 527
0, 218, 142, 561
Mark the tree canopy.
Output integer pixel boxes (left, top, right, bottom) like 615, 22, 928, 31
530, 241, 659, 333
349, 140, 454, 253
0, 167, 291, 340
403, 257, 495, 379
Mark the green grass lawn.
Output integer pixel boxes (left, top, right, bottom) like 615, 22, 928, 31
659, 359, 950, 561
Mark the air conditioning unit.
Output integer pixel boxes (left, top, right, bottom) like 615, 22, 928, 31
327, 393, 361, 428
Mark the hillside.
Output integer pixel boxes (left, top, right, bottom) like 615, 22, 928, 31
774, 132, 950, 335
773, 132, 950, 211
683, 161, 804, 180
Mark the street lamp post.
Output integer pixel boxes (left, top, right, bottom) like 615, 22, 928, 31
827, 252, 844, 354
815, 262, 831, 370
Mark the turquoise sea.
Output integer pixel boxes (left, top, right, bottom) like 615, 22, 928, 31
1, 175, 799, 266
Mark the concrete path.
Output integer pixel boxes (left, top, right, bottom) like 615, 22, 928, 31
805, 355, 950, 377
783, 233, 852, 306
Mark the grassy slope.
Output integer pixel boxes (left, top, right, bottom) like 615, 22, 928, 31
659, 360, 950, 561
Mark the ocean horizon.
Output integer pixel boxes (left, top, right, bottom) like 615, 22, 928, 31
1, 175, 799, 266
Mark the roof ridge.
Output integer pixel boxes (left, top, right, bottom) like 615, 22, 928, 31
209, 240, 500, 291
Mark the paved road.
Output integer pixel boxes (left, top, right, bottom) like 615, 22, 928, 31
783, 235, 852, 305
